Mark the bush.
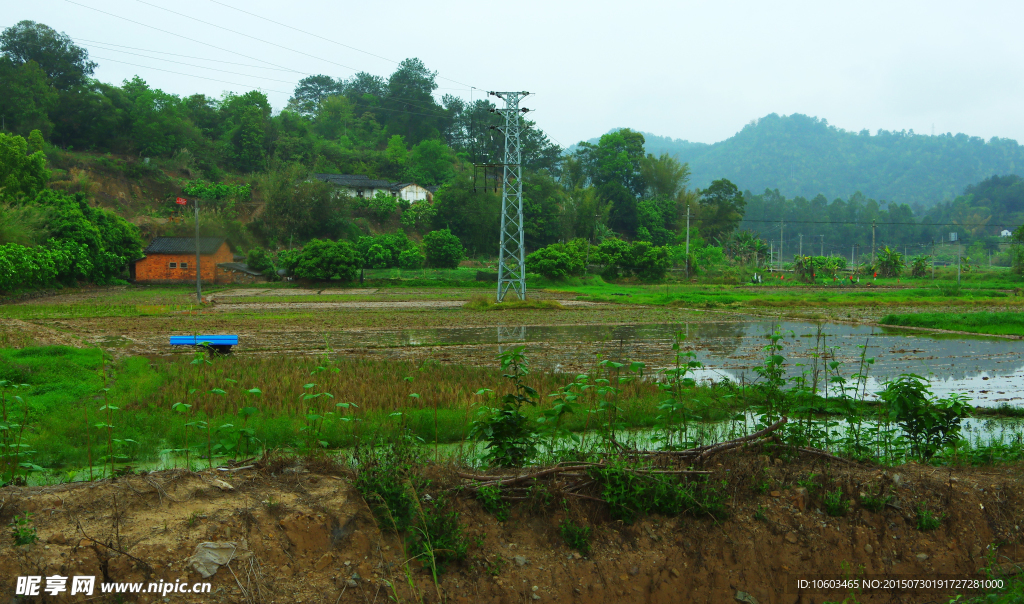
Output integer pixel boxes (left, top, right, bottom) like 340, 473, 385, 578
398, 247, 424, 270
423, 228, 464, 269
246, 247, 273, 272
911, 255, 930, 277
292, 239, 359, 282
596, 238, 669, 281
878, 374, 973, 460
526, 239, 588, 279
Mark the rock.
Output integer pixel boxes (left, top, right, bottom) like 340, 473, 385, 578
770, 491, 781, 498
892, 473, 901, 486
773, 458, 783, 466
315, 553, 333, 571
572, 553, 581, 560
669, 568, 680, 578
346, 579, 357, 588
864, 544, 873, 554
791, 488, 809, 512
619, 574, 628, 582
629, 566, 639, 576
531, 595, 541, 601
186, 541, 241, 579
735, 590, 760, 604
532, 586, 538, 592
514, 555, 528, 567
785, 532, 799, 544
916, 553, 929, 562
47, 533, 67, 545
209, 478, 234, 491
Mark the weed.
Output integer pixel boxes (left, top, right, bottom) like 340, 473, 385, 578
10, 512, 37, 546
797, 472, 820, 494
353, 439, 420, 532
407, 494, 468, 575
752, 477, 771, 494
859, 493, 891, 513
753, 506, 767, 522
916, 504, 944, 531
469, 347, 539, 468
559, 518, 591, 556
824, 489, 849, 517
477, 485, 510, 522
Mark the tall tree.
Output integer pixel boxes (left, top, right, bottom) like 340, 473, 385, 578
698, 179, 746, 241
640, 153, 690, 199
287, 75, 344, 117
0, 21, 96, 89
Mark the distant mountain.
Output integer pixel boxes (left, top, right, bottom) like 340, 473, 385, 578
589, 114, 1024, 209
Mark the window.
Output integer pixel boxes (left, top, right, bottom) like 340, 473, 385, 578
168, 262, 177, 268
180, 262, 188, 269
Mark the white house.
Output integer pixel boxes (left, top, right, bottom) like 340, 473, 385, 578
313, 174, 434, 203
393, 183, 433, 203
1001, 229, 1013, 237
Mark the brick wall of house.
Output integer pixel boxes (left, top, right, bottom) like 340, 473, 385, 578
134, 242, 233, 283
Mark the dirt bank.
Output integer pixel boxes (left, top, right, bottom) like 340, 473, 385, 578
1, 452, 1021, 603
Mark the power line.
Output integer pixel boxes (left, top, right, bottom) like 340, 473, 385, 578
64, 0, 295, 70
740, 218, 1020, 229
206, 0, 479, 90
89, 53, 299, 85
90, 56, 291, 94
76, 38, 301, 72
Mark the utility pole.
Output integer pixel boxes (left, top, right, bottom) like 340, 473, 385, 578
957, 239, 962, 286
195, 198, 202, 303
871, 220, 876, 268
685, 205, 690, 279
820, 235, 824, 257
799, 233, 803, 258
780, 220, 784, 272
490, 91, 529, 302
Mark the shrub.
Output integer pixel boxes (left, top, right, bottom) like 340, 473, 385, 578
911, 255, 930, 277
526, 239, 588, 280
874, 246, 905, 278
878, 374, 972, 460
916, 504, 943, 531
366, 244, 390, 269
559, 519, 591, 556
823, 489, 849, 517
246, 247, 273, 272
398, 248, 424, 270
292, 239, 359, 282
408, 495, 468, 574
423, 228, 464, 269
469, 347, 538, 468
596, 238, 670, 281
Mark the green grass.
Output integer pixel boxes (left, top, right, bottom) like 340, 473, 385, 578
463, 295, 564, 310
879, 311, 1024, 336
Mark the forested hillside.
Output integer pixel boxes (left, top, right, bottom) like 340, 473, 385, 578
596, 114, 1024, 210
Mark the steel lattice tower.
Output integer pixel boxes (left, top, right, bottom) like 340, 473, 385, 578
490, 91, 529, 301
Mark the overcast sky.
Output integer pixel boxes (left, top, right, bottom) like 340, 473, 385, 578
8, 0, 1024, 148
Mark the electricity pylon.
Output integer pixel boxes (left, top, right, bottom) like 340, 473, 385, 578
490, 91, 529, 301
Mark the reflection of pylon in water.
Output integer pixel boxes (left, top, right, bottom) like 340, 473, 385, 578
497, 325, 526, 354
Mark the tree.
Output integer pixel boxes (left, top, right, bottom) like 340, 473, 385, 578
287, 74, 344, 116
602, 182, 638, 238
293, 239, 359, 281
578, 129, 647, 196
398, 247, 424, 270
246, 247, 273, 272
0, 132, 50, 201
423, 228, 464, 268
0, 57, 57, 136
0, 21, 96, 89
405, 139, 454, 186
698, 179, 746, 241
640, 153, 690, 199
431, 176, 500, 255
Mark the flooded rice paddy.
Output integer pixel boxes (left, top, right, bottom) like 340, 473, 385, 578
153, 317, 1024, 409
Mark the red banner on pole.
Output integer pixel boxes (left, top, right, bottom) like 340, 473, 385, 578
175, 197, 187, 205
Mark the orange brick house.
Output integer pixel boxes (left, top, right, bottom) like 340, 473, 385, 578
132, 237, 235, 284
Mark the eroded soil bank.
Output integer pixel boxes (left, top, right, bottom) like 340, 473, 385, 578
1, 453, 1022, 604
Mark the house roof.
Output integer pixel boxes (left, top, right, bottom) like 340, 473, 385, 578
217, 262, 263, 276
313, 173, 395, 189
144, 237, 227, 255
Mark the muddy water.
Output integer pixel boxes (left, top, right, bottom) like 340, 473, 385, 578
230, 318, 1024, 407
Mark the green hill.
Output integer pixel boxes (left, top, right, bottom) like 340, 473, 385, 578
594, 114, 1024, 209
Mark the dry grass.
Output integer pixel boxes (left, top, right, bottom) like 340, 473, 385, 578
150, 354, 660, 418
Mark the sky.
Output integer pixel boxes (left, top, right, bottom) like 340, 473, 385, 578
6, 0, 1024, 148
